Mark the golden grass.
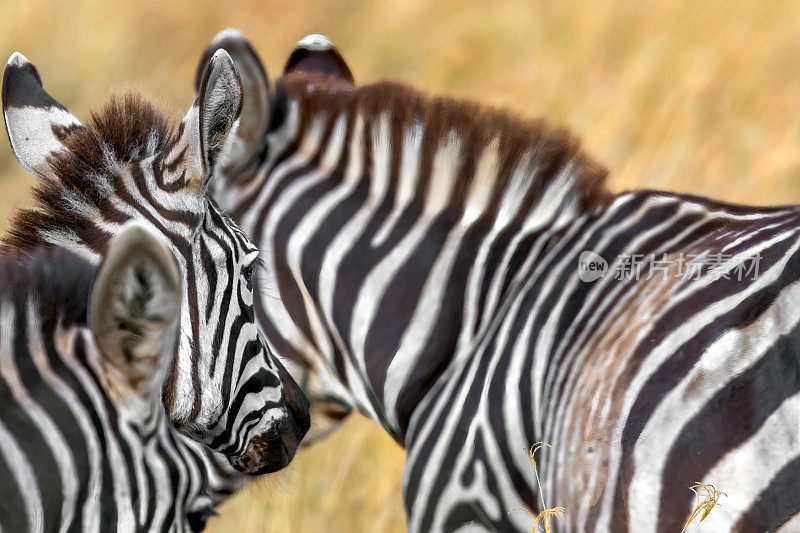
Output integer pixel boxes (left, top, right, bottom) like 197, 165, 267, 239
511, 443, 565, 533
681, 482, 727, 532
0, 1, 795, 530
211, 415, 406, 532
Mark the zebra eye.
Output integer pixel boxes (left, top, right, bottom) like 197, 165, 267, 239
241, 254, 262, 284
242, 263, 255, 282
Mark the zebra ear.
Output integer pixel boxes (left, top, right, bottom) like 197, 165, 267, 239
196, 29, 270, 175
2, 52, 83, 178
284, 34, 354, 84
188, 48, 243, 190
90, 223, 181, 397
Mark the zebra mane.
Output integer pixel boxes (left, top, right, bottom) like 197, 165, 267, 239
0, 246, 94, 327
278, 72, 611, 215
2, 93, 176, 255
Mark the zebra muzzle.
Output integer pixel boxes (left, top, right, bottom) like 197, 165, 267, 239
230, 421, 297, 475
230, 363, 310, 475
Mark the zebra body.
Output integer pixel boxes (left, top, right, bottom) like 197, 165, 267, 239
398, 189, 800, 532
1, 50, 309, 475
206, 32, 800, 531
0, 226, 241, 532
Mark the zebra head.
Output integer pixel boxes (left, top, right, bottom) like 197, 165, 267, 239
196, 30, 357, 443
90, 225, 245, 528
1, 50, 310, 474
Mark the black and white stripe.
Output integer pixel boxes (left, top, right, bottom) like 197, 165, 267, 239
207, 31, 800, 531
0, 226, 242, 532
1, 49, 309, 476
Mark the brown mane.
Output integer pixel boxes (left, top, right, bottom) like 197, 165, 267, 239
280, 72, 611, 215
4, 78, 611, 256
2, 94, 175, 255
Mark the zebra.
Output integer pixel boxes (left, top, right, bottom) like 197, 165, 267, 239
202, 29, 800, 532
0, 223, 241, 532
1, 49, 310, 476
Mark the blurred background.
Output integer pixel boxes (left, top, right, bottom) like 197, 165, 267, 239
1, 1, 800, 531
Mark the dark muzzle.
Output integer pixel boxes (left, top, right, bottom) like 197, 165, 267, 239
230, 361, 310, 475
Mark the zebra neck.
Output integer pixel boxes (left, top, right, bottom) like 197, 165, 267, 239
231, 77, 613, 441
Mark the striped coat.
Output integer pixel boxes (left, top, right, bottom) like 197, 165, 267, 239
0, 227, 242, 532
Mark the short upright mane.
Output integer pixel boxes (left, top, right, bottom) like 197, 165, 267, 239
56, 93, 173, 170
2, 94, 174, 255
280, 73, 611, 215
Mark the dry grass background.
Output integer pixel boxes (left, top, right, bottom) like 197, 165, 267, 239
1, 1, 799, 531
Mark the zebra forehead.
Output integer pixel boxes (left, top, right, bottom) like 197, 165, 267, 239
277, 72, 611, 213
204, 198, 257, 251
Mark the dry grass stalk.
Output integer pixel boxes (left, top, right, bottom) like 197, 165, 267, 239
511, 442, 565, 533
681, 482, 727, 532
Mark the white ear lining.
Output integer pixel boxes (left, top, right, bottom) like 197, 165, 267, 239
4, 106, 81, 174
3, 52, 83, 177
